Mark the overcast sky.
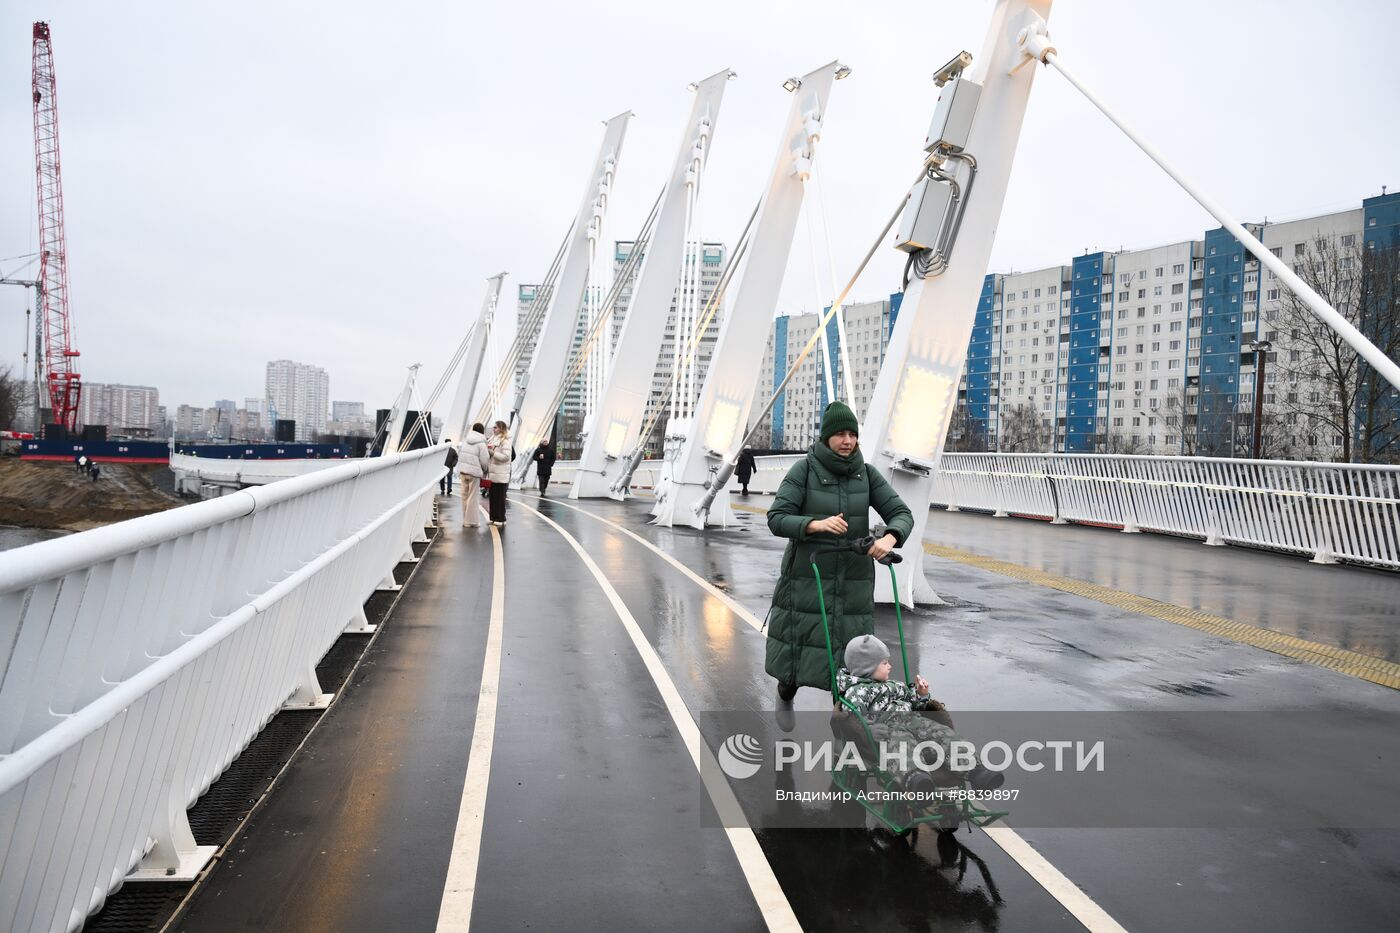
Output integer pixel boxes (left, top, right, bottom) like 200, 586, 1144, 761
1, 0, 1394, 414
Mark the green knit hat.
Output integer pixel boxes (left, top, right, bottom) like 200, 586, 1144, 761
820, 401, 859, 442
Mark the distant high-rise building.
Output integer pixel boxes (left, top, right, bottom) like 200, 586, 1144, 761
548, 241, 728, 457
265, 360, 330, 442
214, 399, 236, 414
77, 383, 161, 433
744, 192, 1400, 463
332, 400, 365, 421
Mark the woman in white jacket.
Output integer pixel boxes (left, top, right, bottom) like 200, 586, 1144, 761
484, 420, 513, 526
456, 423, 492, 527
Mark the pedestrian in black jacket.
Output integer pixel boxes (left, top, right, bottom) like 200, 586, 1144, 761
735, 448, 757, 496
533, 441, 557, 495
441, 441, 458, 495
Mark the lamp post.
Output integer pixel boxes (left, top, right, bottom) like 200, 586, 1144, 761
1248, 339, 1272, 459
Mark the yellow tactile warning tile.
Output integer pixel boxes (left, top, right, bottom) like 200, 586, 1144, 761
730, 502, 1400, 691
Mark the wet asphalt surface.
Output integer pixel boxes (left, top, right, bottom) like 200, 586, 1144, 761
171, 492, 1400, 932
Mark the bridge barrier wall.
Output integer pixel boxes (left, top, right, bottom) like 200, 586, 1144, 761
0, 444, 446, 933
170, 451, 347, 494
552, 453, 1399, 569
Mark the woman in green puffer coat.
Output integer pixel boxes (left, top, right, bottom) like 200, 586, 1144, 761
765, 401, 914, 715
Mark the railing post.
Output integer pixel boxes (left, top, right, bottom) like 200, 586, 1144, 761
1203, 493, 1224, 547
1121, 478, 1141, 534
344, 605, 376, 634
283, 664, 333, 710
1308, 493, 1339, 565
1047, 473, 1066, 523
128, 791, 216, 882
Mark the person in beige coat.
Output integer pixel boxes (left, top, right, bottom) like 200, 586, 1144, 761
484, 420, 513, 526
456, 424, 491, 527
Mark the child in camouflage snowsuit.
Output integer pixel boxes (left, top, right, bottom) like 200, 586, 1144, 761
838, 634, 1002, 791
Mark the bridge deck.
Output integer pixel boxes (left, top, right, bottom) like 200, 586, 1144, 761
166, 493, 1400, 933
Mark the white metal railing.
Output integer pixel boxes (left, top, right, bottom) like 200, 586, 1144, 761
929, 453, 1400, 569
168, 451, 346, 492
557, 452, 1399, 568
0, 444, 444, 933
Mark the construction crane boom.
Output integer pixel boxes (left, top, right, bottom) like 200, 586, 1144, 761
32, 21, 81, 433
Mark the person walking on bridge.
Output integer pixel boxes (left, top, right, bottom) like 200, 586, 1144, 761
532, 440, 557, 496
457, 423, 490, 527
485, 420, 513, 526
764, 401, 913, 729
735, 447, 757, 496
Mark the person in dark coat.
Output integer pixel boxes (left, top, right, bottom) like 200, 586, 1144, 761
440, 440, 458, 495
533, 440, 557, 495
735, 448, 757, 496
765, 401, 914, 726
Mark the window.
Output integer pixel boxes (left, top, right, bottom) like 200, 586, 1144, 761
1170, 320, 1183, 332
1154, 286, 1164, 296
1169, 339, 1181, 350
1171, 283, 1184, 295
1155, 267, 1164, 277
1152, 324, 1162, 334
1171, 301, 1183, 313
1138, 270, 1146, 280
1048, 285, 1058, 295
1173, 263, 1185, 275
1342, 234, 1356, 248
1137, 289, 1147, 299
1294, 243, 1306, 257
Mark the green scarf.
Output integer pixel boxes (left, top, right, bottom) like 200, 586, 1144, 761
810, 441, 864, 477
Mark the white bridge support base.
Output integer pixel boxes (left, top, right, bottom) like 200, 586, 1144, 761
863, 0, 1053, 606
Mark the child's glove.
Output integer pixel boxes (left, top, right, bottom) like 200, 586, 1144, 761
914, 675, 930, 697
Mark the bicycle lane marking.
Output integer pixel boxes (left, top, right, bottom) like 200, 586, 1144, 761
434, 525, 506, 932
515, 499, 800, 932
525, 494, 766, 632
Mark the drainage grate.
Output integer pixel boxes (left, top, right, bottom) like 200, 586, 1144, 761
188, 709, 322, 845
317, 633, 370, 694
83, 882, 189, 933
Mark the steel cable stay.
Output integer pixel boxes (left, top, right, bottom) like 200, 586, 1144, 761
611, 196, 761, 493
693, 161, 934, 516
473, 220, 573, 428
813, 153, 857, 403
1014, 27, 1400, 393
513, 190, 664, 460
802, 167, 838, 409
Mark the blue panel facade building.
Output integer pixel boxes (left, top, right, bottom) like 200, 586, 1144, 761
1360, 191, 1400, 458
1195, 226, 1256, 454
963, 275, 999, 446
1064, 253, 1106, 452
771, 316, 788, 445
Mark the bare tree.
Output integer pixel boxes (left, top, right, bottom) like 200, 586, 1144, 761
1273, 236, 1400, 462
0, 367, 20, 432
946, 401, 988, 453
1105, 430, 1148, 454
999, 402, 1052, 452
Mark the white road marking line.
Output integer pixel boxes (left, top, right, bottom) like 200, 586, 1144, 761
526, 495, 765, 632
981, 826, 1129, 933
517, 500, 801, 932
534, 496, 1132, 933
434, 525, 505, 932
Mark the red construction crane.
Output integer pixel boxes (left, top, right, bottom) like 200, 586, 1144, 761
31, 21, 82, 434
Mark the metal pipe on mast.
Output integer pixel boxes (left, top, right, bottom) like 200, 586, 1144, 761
443, 273, 507, 442
510, 113, 632, 484
862, 0, 1054, 605
650, 61, 850, 528
572, 69, 735, 499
